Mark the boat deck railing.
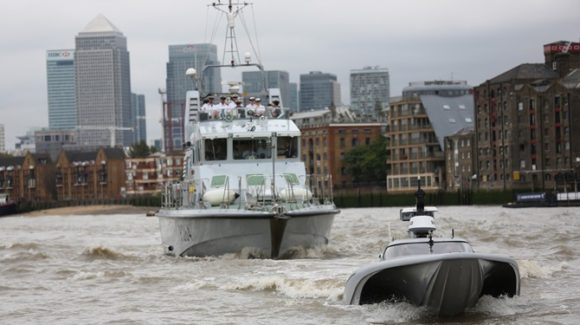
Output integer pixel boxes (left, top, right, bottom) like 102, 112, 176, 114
161, 174, 335, 210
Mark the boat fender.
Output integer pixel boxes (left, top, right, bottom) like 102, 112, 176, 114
278, 188, 312, 201
202, 189, 239, 206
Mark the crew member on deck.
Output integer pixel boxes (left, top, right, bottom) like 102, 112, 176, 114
255, 98, 266, 117
235, 100, 246, 118
215, 96, 228, 119
201, 96, 215, 119
228, 94, 239, 109
269, 99, 284, 119
246, 97, 257, 117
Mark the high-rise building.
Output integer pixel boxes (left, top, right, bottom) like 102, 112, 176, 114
242, 70, 290, 106
0, 124, 5, 153
75, 14, 134, 148
299, 71, 341, 111
165, 44, 221, 151
46, 49, 76, 130
132, 93, 147, 144
350, 66, 390, 117
289, 82, 298, 112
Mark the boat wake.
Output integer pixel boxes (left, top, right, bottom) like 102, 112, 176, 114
225, 275, 344, 300
362, 301, 429, 324
517, 259, 567, 278
360, 295, 524, 324
216, 245, 340, 260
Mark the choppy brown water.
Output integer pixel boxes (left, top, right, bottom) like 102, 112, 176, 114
1, 206, 579, 324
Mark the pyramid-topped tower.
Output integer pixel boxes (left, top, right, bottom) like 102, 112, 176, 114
75, 15, 134, 148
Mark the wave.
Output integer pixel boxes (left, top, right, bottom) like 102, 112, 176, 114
0, 242, 40, 250
71, 270, 132, 281
518, 259, 568, 279
224, 275, 344, 301
80, 246, 132, 261
171, 280, 215, 292
360, 300, 429, 324
0, 251, 49, 263
279, 245, 342, 260
215, 245, 344, 260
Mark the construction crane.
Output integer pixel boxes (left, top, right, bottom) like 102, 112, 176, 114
76, 125, 134, 148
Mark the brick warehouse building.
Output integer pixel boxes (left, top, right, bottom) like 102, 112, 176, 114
291, 108, 384, 189
0, 153, 55, 202
55, 148, 126, 201
474, 41, 580, 191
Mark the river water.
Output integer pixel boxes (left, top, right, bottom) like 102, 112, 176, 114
1, 206, 579, 324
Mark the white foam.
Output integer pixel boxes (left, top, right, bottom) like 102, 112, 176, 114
224, 275, 344, 300
171, 280, 213, 292
518, 259, 568, 279
363, 301, 428, 324
471, 295, 521, 316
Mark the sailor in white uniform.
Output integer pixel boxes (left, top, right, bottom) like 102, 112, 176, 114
214, 96, 229, 119
254, 98, 266, 117
228, 94, 239, 109
200, 96, 215, 119
245, 97, 257, 117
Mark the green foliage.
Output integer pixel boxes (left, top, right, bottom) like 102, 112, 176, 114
343, 136, 387, 184
129, 141, 151, 158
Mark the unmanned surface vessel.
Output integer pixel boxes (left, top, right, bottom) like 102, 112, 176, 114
343, 182, 519, 316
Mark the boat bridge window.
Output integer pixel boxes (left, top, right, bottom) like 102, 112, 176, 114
384, 241, 473, 258
205, 139, 227, 161
233, 138, 272, 160
277, 136, 298, 158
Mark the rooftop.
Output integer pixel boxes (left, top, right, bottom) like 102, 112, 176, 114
79, 14, 123, 35
487, 63, 558, 83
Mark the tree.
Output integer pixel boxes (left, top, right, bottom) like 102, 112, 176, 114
343, 136, 387, 185
129, 141, 151, 158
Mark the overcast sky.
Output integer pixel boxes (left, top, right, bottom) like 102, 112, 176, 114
1, 0, 579, 149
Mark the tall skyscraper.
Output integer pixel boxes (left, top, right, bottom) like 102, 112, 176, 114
299, 71, 341, 111
75, 14, 134, 148
350, 66, 390, 117
165, 44, 221, 151
132, 93, 147, 144
46, 49, 76, 130
289, 82, 298, 112
0, 124, 5, 153
242, 70, 290, 106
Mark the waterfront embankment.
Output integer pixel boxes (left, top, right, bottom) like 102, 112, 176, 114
20, 205, 154, 217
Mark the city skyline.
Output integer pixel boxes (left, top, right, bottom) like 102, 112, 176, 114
1, 0, 578, 149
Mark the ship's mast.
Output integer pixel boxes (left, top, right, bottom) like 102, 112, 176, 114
211, 0, 250, 66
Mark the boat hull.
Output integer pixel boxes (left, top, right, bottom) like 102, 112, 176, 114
157, 207, 338, 258
344, 253, 520, 316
